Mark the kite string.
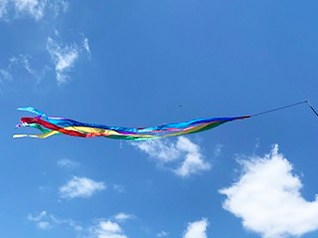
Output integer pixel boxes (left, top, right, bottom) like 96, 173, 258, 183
251, 100, 317, 117
306, 101, 318, 117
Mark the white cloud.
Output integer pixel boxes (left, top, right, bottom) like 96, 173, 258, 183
37, 221, 51, 230
57, 158, 78, 168
14, 0, 46, 20
0, 0, 8, 18
0, 68, 12, 84
0, 39, 88, 86
46, 36, 90, 84
157, 230, 169, 237
28, 210, 47, 221
59, 176, 106, 199
28, 211, 52, 230
28, 211, 210, 238
114, 213, 133, 223
0, 54, 39, 84
27, 211, 132, 237
133, 136, 211, 177
9, 55, 38, 77
83, 37, 91, 54
28, 211, 82, 231
46, 37, 79, 84
0, 0, 68, 20
113, 184, 125, 193
89, 220, 128, 238
183, 218, 208, 238
134, 139, 180, 163
47, 0, 68, 17
220, 145, 318, 238
213, 143, 223, 158
27, 212, 133, 238
174, 137, 211, 177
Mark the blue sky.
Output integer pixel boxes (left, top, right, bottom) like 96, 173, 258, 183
1, 1, 318, 237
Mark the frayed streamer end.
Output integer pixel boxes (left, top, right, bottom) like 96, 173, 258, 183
13, 134, 39, 139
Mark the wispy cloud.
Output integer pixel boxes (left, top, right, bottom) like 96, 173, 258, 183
9, 55, 39, 78
220, 145, 318, 238
46, 0, 68, 17
28, 211, 51, 230
0, 0, 68, 21
27, 211, 133, 237
14, 0, 46, 20
132, 136, 211, 177
157, 230, 169, 237
0, 68, 12, 84
57, 158, 79, 169
59, 176, 106, 199
46, 36, 90, 84
46, 37, 79, 84
0, 54, 42, 86
114, 213, 134, 223
213, 143, 223, 158
0, 38, 89, 86
83, 37, 91, 55
0, 0, 8, 18
28, 211, 82, 231
183, 218, 208, 238
113, 184, 125, 193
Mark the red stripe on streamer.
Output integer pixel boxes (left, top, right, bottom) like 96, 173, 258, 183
21, 117, 88, 138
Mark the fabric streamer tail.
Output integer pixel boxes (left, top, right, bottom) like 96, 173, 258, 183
13, 107, 250, 140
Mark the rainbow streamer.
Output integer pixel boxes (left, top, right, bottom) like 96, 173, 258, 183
14, 107, 250, 140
